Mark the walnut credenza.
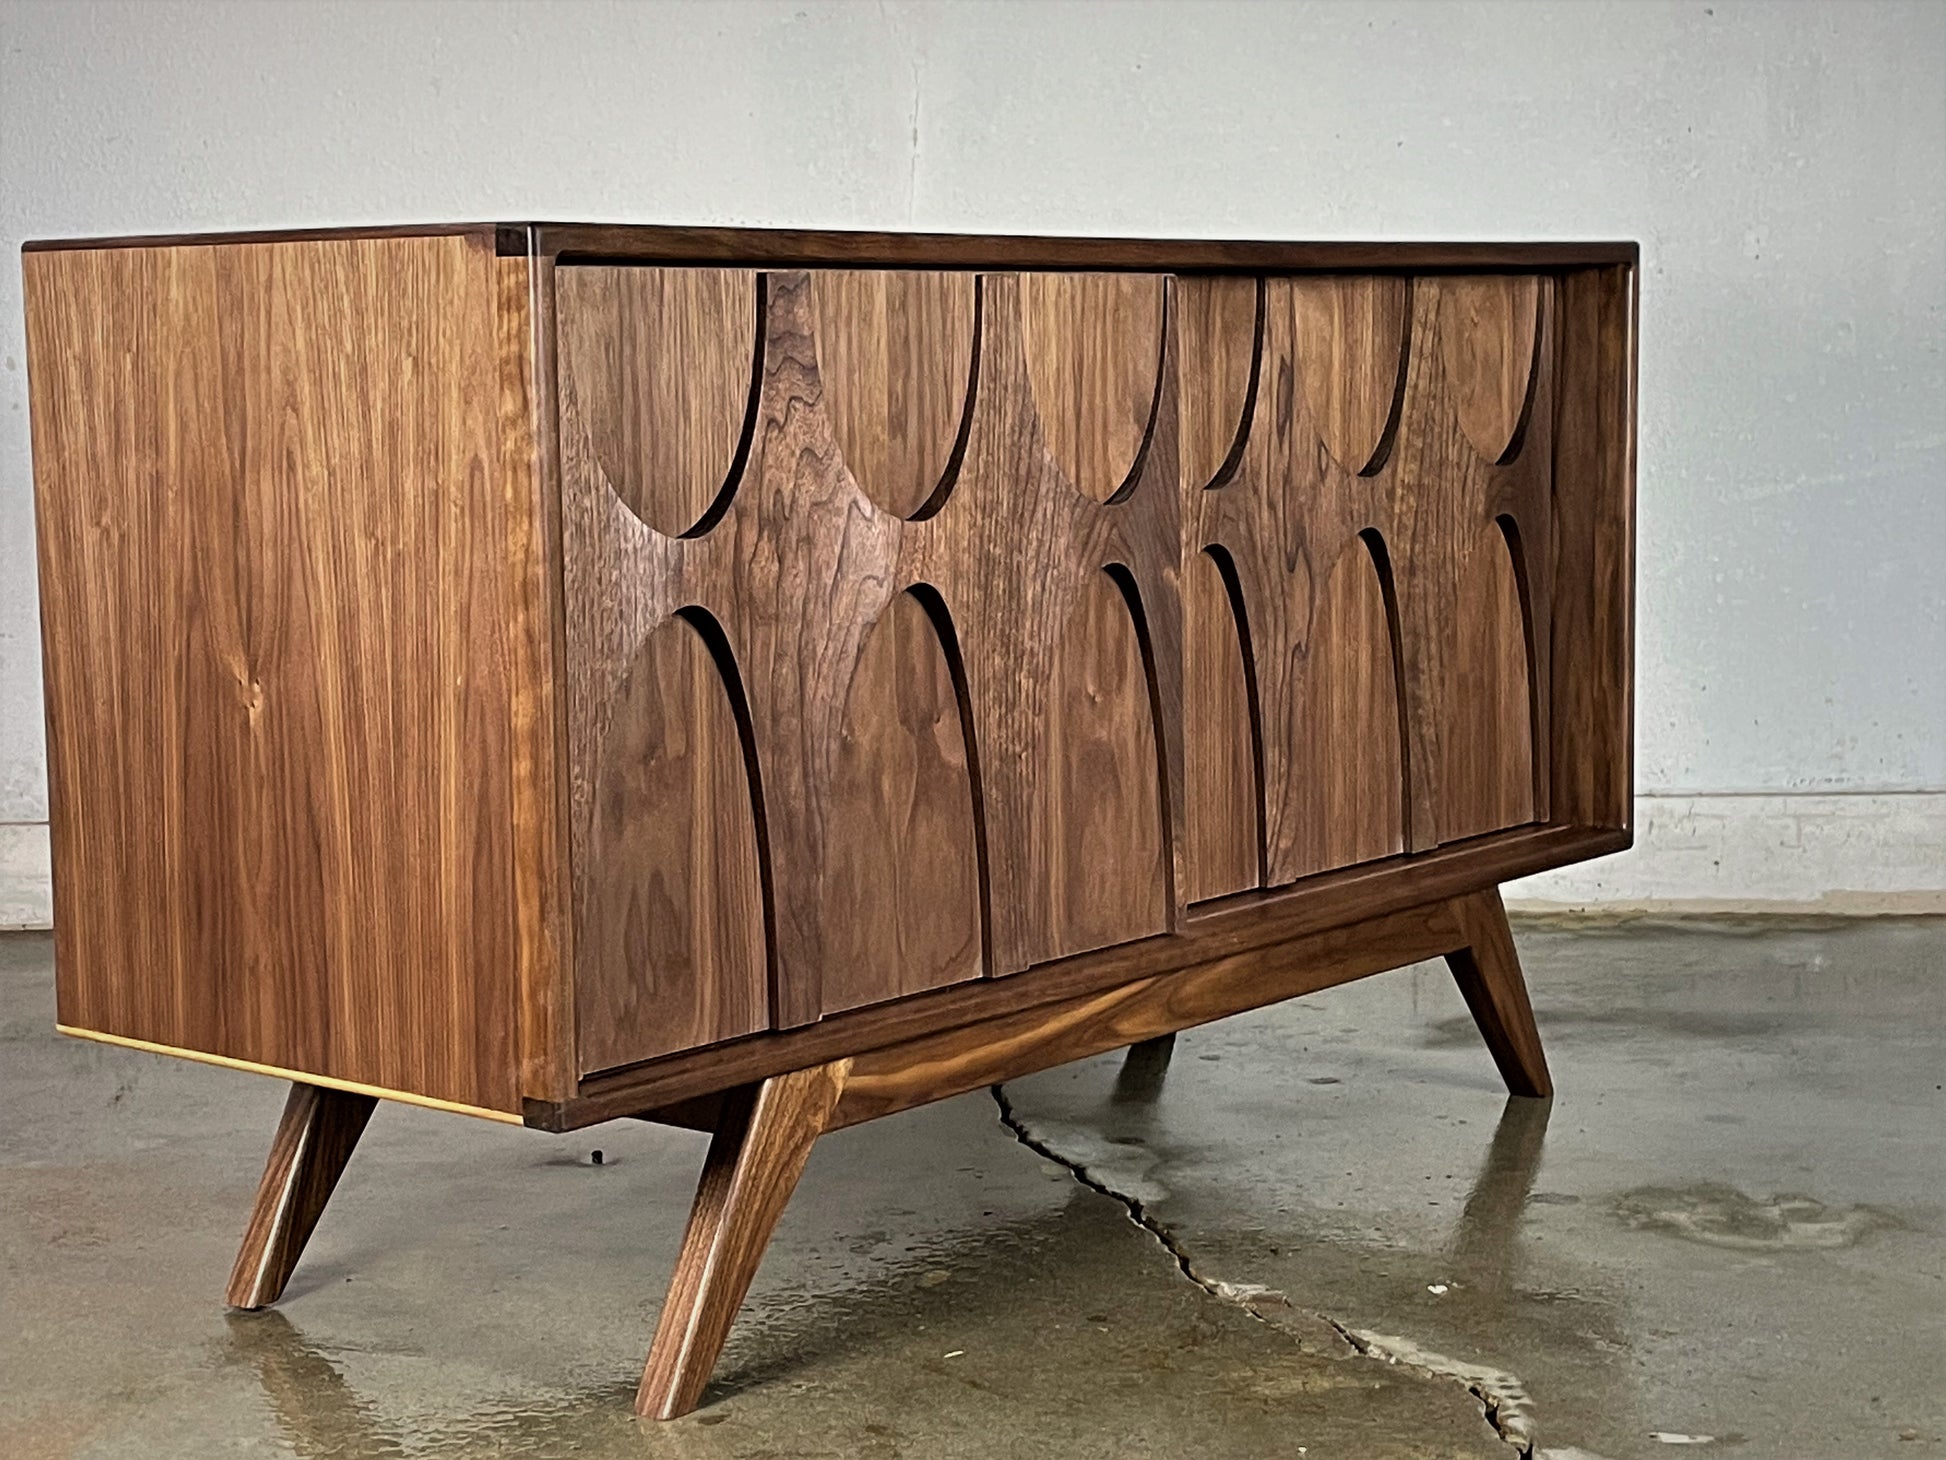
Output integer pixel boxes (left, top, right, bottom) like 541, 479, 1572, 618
22, 223, 1635, 1418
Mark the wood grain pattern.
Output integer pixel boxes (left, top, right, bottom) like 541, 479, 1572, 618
22, 224, 1636, 1433
1550, 266, 1637, 831
1174, 276, 1260, 489
500, 252, 578, 1105
535, 823, 1625, 1131
811, 269, 976, 517
1267, 539, 1407, 880
1021, 271, 1166, 500
916, 273, 1185, 973
1035, 570, 1171, 960
25, 225, 1633, 1145
517, 224, 1638, 273
24, 235, 528, 1114
628, 887, 1547, 1417
1401, 275, 1552, 842
1197, 272, 1555, 885
25, 225, 1637, 274
226, 1084, 378, 1308
1290, 274, 1410, 475
1441, 521, 1538, 841
576, 614, 769, 1073
1445, 887, 1551, 1097
630, 895, 1474, 1135
819, 591, 983, 1013
553, 265, 757, 537
1439, 274, 1543, 464
636, 1059, 851, 1420
832, 896, 1468, 1127
556, 266, 1186, 1038
1183, 549, 1259, 901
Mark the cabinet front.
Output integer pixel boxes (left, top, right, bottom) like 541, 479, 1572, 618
554, 264, 1553, 1076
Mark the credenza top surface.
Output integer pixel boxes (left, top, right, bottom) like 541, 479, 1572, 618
22, 221, 1639, 273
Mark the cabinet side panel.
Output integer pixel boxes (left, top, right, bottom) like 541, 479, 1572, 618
24, 234, 525, 1114
1550, 266, 1637, 831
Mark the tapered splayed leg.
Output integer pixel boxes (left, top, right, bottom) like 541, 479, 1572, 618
1113, 1031, 1176, 1104
226, 1083, 378, 1309
1444, 888, 1553, 1098
637, 1059, 851, 1420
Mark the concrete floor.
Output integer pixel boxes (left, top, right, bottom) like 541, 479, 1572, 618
2, 919, 1941, 1459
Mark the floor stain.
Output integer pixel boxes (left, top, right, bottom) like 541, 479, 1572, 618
1614, 1183, 1892, 1251
7, 920, 1945, 1458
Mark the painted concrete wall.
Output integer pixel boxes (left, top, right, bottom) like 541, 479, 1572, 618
2, 0, 1941, 923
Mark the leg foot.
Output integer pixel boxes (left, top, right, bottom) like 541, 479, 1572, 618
227, 1083, 378, 1309
637, 1059, 851, 1420
1113, 1032, 1176, 1104
1444, 888, 1552, 1098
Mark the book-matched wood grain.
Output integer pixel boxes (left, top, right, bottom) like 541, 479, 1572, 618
226, 1084, 378, 1309
550, 261, 1621, 1068
636, 1059, 851, 1420
556, 266, 1183, 1061
1189, 272, 1553, 897
810, 269, 977, 518
24, 234, 529, 1114
553, 264, 757, 538
927, 274, 1184, 972
575, 616, 769, 1074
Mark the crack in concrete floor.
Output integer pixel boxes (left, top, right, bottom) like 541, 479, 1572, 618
991, 1080, 1534, 1456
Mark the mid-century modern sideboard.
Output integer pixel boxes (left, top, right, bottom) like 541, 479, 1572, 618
22, 223, 1635, 1419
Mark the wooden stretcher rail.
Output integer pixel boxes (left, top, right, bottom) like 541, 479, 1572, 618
532, 822, 1624, 1131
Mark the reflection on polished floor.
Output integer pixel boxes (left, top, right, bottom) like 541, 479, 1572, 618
3, 918, 1942, 1458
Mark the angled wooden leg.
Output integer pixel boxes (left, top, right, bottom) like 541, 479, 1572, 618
1444, 888, 1553, 1098
1113, 1031, 1176, 1104
637, 1058, 851, 1420
1128, 1032, 1175, 1062
227, 1083, 378, 1309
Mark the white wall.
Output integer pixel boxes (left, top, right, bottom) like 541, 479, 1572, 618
2, 0, 1941, 922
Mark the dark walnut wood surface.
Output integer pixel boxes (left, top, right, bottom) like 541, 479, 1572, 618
554, 256, 1596, 1080
25, 235, 529, 1114
25, 222, 1633, 1423
23, 225, 1634, 1119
